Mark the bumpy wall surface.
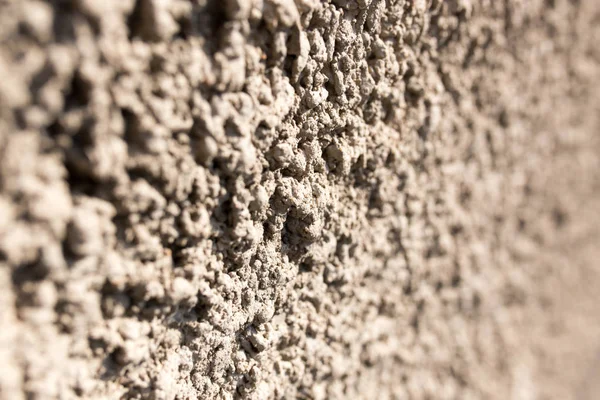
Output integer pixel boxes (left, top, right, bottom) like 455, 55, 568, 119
1, 0, 600, 399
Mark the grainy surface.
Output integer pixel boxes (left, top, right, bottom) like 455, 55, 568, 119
1, 0, 600, 399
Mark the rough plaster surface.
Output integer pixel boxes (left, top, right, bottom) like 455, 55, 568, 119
1, 0, 600, 399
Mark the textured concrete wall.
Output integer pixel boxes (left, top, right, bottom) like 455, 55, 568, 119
1, 0, 600, 399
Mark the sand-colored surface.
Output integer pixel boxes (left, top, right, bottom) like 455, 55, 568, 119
1, 0, 600, 399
